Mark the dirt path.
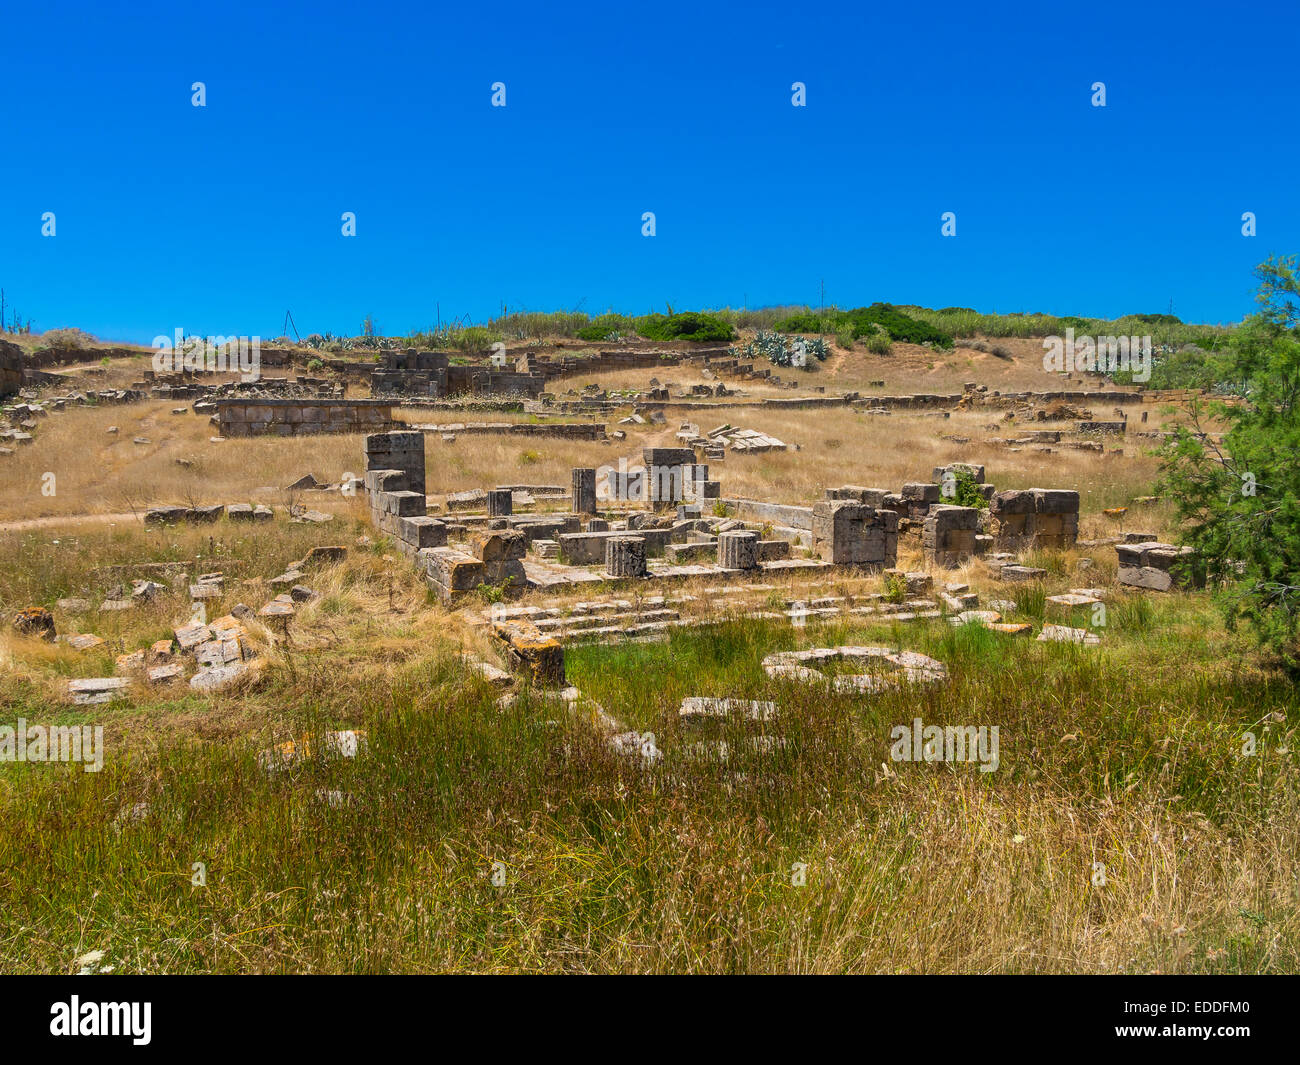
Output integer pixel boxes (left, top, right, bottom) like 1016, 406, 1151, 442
0, 511, 143, 533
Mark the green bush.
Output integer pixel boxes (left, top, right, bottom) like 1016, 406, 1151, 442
842, 304, 953, 348
740, 331, 828, 367
636, 312, 735, 343
1159, 255, 1300, 666
944, 468, 988, 509
576, 313, 634, 341
773, 313, 825, 333
864, 328, 892, 355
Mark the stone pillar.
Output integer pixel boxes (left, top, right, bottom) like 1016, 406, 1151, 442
605, 535, 647, 578
487, 488, 512, 517
922, 505, 981, 568
586, 517, 609, 532
811, 500, 897, 567
572, 468, 597, 514
365, 430, 426, 496
718, 530, 759, 571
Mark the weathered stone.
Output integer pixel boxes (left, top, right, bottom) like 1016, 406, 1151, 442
572, 467, 597, 514
1116, 541, 1201, 591
190, 663, 249, 691
471, 530, 527, 562
679, 697, 778, 721
605, 535, 648, 578
68, 677, 129, 705
811, 501, 897, 567
174, 621, 211, 649
922, 505, 984, 568
1037, 625, 1101, 645
13, 607, 55, 640
718, 530, 759, 571
422, 548, 486, 601
492, 620, 566, 686
145, 505, 188, 525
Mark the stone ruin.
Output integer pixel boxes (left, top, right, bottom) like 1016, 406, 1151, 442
1116, 541, 1202, 591
0, 339, 23, 398
989, 489, 1081, 552
363, 431, 448, 560
812, 501, 898, 567
360, 431, 917, 605
726, 464, 1080, 571
371, 349, 545, 399
214, 397, 394, 437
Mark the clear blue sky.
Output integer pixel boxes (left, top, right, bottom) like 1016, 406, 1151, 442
3, 0, 1295, 344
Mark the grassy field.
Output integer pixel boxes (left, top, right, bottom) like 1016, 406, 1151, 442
0, 339, 1289, 975
1, 585, 1295, 973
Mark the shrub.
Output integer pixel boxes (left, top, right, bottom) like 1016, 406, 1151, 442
882, 572, 906, 603
1159, 256, 1300, 666
864, 328, 892, 355
636, 312, 734, 343
773, 313, 825, 333
37, 327, 97, 349
742, 331, 828, 367
835, 304, 954, 348
576, 313, 634, 341
945, 468, 988, 509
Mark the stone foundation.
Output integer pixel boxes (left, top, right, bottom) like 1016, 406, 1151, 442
718, 530, 759, 571
606, 536, 648, 578
990, 489, 1080, 551
364, 431, 446, 560
811, 501, 897, 567
1116, 542, 1202, 591
922, 505, 984, 567
217, 398, 393, 437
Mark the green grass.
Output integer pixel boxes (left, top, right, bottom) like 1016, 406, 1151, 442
1, 595, 1295, 974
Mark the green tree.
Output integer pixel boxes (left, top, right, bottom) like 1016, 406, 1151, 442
1158, 256, 1300, 664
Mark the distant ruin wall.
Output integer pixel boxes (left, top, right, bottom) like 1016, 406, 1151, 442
0, 341, 22, 397
214, 398, 394, 437
416, 422, 605, 441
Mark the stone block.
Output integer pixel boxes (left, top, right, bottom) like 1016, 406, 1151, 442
572, 468, 597, 514
718, 530, 759, 570
399, 515, 448, 549
470, 530, 527, 562
487, 488, 513, 517
606, 535, 648, 578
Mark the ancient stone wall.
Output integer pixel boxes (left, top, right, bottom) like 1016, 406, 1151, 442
990, 489, 1080, 551
0, 340, 24, 397
216, 398, 393, 437
1116, 541, 1202, 591
363, 431, 445, 560
922, 505, 986, 567
810, 501, 898, 567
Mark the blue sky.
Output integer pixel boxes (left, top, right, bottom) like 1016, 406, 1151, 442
2, 0, 1296, 344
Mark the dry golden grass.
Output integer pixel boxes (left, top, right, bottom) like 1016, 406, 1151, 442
3, 400, 1189, 549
